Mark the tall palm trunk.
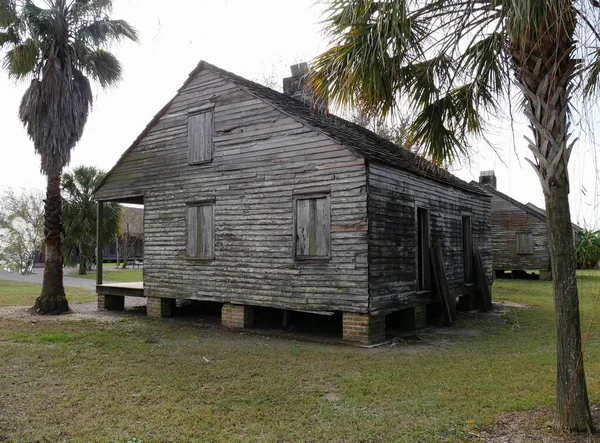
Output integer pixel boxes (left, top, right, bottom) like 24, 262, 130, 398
33, 167, 69, 314
545, 183, 592, 430
511, 14, 593, 430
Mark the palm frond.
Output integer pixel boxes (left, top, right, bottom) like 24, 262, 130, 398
0, 0, 16, 27
76, 19, 138, 46
81, 49, 121, 87
3, 38, 38, 78
0, 25, 19, 49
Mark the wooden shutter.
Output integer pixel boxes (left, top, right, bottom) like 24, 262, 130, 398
188, 110, 214, 164
517, 232, 533, 255
315, 197, 331, 257
295, 195, 330, 258
198, 204, 214, 259
186, 206, 198, 257
186, 203, 215, 259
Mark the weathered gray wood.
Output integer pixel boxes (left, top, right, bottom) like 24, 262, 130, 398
516, 232, 533, 255
367, 162, 492, 313
430, 244, 455, 326
186, 206, 198, 257
295, 199, 310, 256
474, 247, 493, 312
417, 207, 431, 291
462, 215, 473, 282
96, 201, 104, 286
188, 110, 214, 164
200, 204, 214, 258
316, 196, 330, 257
487, 191, 549, 272
95, 65, 491, 317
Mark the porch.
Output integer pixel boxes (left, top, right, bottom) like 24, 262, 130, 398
96, 195, 145, 311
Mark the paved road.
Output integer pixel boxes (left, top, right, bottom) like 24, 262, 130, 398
0, 269, 105, 290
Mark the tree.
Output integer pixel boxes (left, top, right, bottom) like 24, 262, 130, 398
0, 189, 44, 274
575, 229, 600, 269
117, 206, 142, 269
310, 0, 597, 431
62, 166, 121, 275
0, 1, 138, 314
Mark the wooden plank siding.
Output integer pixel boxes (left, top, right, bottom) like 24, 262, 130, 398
96, 69, 370, 313
367, 163, 492, 315
489, 193, 549, 271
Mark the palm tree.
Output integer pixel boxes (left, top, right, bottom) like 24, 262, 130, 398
0, 1, 137, 314
62, 166, 121, 275
310, 0, 597, 432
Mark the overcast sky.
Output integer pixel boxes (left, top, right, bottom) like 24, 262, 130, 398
0, 0, 598, 228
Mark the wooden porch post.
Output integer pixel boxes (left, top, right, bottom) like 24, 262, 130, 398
96, 201, 104, 286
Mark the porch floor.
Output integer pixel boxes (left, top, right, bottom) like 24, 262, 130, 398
96, 282, 144, 298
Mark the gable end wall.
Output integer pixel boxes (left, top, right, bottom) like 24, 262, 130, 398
490, 194, 549, 271
97, 69, 370, 313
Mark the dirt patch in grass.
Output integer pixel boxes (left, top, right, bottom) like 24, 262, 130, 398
0, 299, 146, 323
472, 404, 600, 442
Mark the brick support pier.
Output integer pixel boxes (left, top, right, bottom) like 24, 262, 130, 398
539, 270, 552, 281
147, 297, 176, 318
98, 294, 124, 311
222, 303, 254, 328
342, 312, 385, 345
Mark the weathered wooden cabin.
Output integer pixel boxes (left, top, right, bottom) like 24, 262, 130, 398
478, 171, 581, 280
94, 61, 492, 344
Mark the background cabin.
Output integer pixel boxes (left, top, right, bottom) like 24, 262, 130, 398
94, 61, 492, 345
478, 171, 581, 280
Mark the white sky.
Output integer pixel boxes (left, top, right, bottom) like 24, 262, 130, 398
0, 0, 598, 228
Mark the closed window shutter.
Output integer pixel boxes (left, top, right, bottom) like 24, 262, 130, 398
186, 206, 198, 257
295, 195, 330, 258
517, 232, 533, 255
188, 110, 214, 164
186, 203, 215, 259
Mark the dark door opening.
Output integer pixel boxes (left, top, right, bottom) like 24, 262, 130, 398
417, 207, 431, 291
462, 215, 473, 283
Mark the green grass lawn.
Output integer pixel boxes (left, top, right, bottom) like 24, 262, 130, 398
0, 280, 96, 307
0, 272, 599, 441
72, 267, 143, 282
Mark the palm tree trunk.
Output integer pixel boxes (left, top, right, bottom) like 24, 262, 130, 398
545, 184, 592, 431
511, 26, 593, 429
33, 167, 69, 314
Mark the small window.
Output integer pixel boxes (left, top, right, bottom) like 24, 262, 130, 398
294, 194, 331, 259
188, 109, 214, 164
186, 203, 214, 259
517, 232, 533, 255
462, 215, 473, 283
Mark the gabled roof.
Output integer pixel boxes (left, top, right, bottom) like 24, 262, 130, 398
483, 185, 583, 232
482, 185, 547, 222
525, 202, 583, 232
96, 61, 488, 197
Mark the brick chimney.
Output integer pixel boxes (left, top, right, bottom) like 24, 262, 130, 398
283, 63, 327, 113
479, 170, 497, 189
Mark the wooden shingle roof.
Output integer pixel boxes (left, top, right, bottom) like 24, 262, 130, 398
96, 61, 488, 197
199, 61, 487, 196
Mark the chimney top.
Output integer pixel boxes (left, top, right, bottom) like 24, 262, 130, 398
283, 62, 327, 113
290, 62, 308, 77
479, 170, 497, 189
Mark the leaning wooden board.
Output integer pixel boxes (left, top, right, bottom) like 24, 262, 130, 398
474, 247, 493, 312
430, 244, 455, 327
